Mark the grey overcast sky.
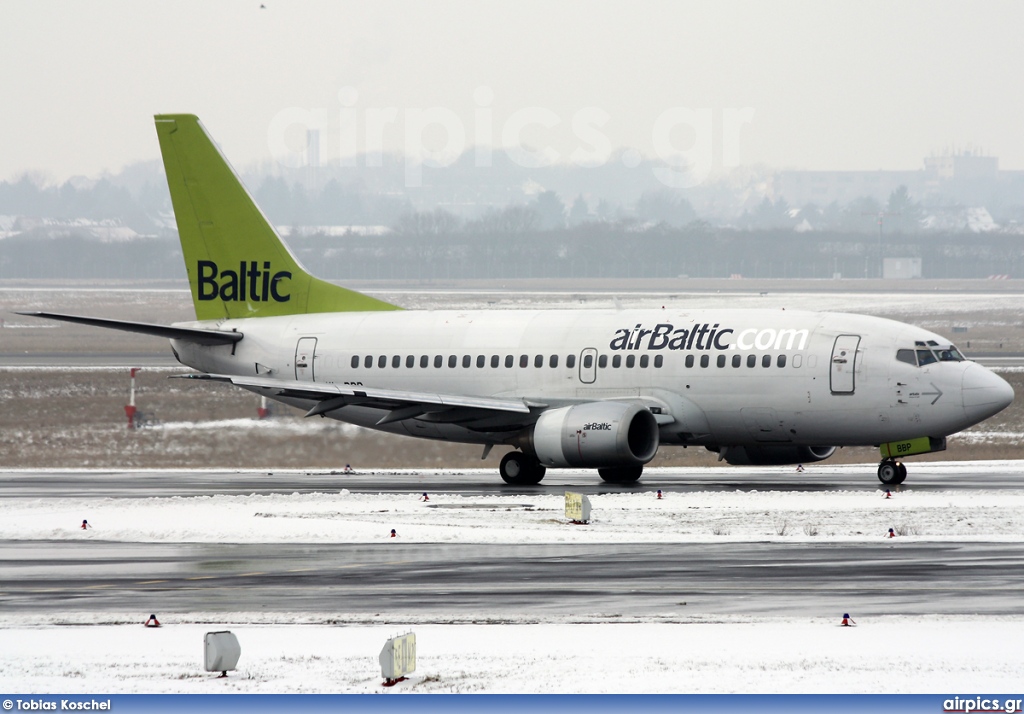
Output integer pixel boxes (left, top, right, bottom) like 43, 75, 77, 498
1, 0, 1022, 182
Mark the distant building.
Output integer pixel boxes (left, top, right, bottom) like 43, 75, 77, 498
883, 257, 922, 280
775, 150, 1022, 211
923, 151, 997, 183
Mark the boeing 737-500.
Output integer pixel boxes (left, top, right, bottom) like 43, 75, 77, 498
20, 115, 1015, 485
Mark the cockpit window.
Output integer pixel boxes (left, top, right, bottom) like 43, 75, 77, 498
900, 343, 966, 366
896, 349, 917, 366
937, 347, 965, 362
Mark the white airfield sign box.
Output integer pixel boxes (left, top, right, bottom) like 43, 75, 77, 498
565, 491, 592, 523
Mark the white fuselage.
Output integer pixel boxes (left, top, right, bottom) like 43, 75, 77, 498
170, 308, 1013, 449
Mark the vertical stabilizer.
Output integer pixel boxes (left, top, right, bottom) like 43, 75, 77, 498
154, 114, 399, 320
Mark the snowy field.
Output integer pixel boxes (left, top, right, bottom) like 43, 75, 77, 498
3, 463, 1024, 544
5, 284, 1024, 318
1, 616, 1022, 694
376, 288, 1024, 320
2, 462, 1024, 693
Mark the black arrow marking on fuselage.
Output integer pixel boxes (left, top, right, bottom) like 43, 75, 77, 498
921, 383, 943, 405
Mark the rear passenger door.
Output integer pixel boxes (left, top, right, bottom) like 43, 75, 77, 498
295, 337, 317, 381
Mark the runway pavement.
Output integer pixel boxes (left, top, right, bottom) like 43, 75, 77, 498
1, 539, 1021, 617
2, 466, 1022, 499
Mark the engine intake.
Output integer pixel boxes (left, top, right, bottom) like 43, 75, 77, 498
717, 445, 837, 466
526, 402, 660, 468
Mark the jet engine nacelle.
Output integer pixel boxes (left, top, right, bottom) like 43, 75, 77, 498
528, 401, 660, 468
718, 445, 837, 466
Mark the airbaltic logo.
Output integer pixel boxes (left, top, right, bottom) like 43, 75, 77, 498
197, 260, 292, 302
609, 323, 809, 351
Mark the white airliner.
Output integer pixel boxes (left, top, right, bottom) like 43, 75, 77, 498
20, 115, 1014, 485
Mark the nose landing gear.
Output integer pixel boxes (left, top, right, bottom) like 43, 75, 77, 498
877, 458, 907, 485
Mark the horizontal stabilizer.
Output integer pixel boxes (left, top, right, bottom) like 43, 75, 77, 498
16, 312, 243, 346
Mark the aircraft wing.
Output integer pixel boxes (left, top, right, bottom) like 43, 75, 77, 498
16, 312, 242, 346
176, 373, 542, 429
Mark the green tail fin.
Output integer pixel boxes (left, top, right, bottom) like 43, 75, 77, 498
154, 114, 400, 320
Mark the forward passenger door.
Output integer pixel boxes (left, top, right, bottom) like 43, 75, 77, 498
830, 335, 860, 394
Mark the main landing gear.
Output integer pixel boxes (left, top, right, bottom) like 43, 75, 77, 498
497, 452, 645, 485
499, 451, 546, 485
877, 458, 907, 485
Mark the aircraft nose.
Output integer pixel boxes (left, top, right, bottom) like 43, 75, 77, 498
961, 363, 1014, 422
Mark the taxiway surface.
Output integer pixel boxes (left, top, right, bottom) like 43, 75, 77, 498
2, 539, 1021, 617
2, 467, 1022, 498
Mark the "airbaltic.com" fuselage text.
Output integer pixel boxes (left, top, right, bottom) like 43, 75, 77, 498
608, 323, 809, 352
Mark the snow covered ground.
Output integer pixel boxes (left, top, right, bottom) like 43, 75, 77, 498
2, 462, 1023, 693
1, 616, 1022, 694
374, 288, 1024, 319
2, 463, 1024, 545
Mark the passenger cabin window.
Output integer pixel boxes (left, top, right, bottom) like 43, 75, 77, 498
598, 355, 608, 368
534, 355, 544, 368
717, 355, 726, 368
491, 355, 499, 368
392, 355, 401, 368
420, 355, 429, 368
477, 355, 485, 368
777, 354, 787, 368
364, 355, 373, 369
351, 355, 359, 369
448, 355, 458, 368
434, 355, 443, 368
505, 355, 514, 368
549, 355, 558, 368
747, 354, 756, 368
699, 355, 708, 368
406, 355, 415, 368
520, 355, 529, 368
626, 355, 635, 368
612, 355, 621, 368
732, 354, 741, 368
640, 355, 649, 368
378, 355, 387, 369
567, 354, 576, 368
582, 354, 593, 369
654, 355, 664, 368
762, 354, 771, 368
685, 355, 694, 368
